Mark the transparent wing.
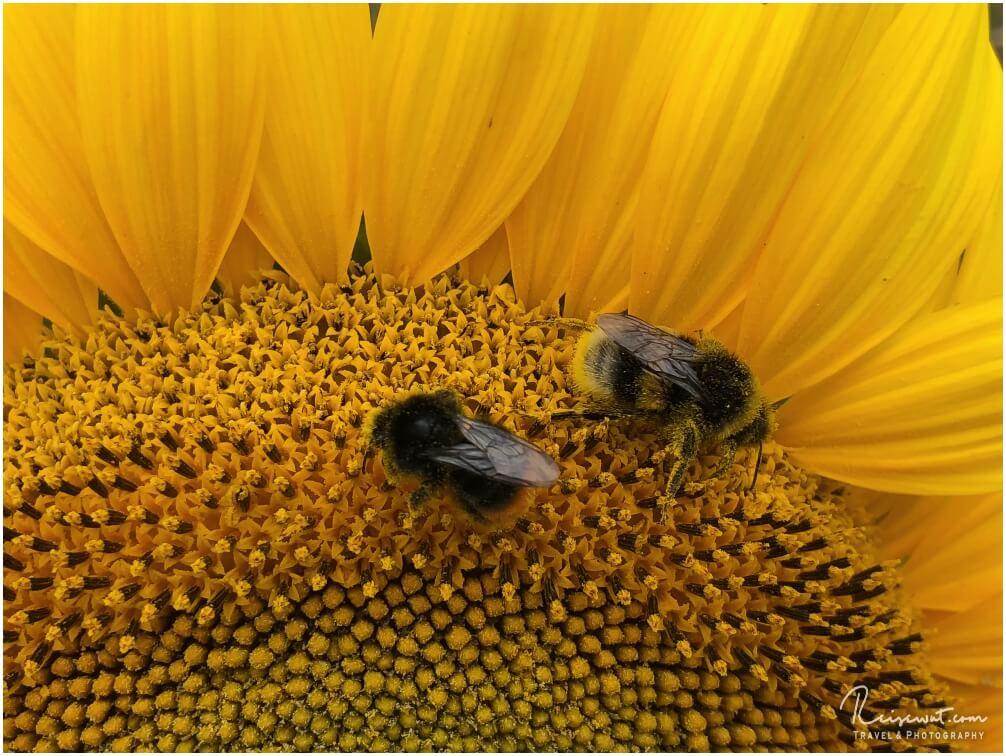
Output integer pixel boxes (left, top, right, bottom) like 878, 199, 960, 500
596, 313, 709, 402
423, 416, 559, 488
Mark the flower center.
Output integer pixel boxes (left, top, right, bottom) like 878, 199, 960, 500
3, 268, 952, 751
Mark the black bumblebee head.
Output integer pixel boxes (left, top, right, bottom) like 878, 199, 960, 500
694, 347, 761, 437
730, 399, 777, 447
364, 390, 464, 478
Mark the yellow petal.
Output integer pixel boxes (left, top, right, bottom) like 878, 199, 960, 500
506, 6, 678, 312
953, 182, 1003, 306
4, 295, 44, 364
913, 52, 1001, 314
364, 5, 595, 284
738, 6, 1000, 398
876, 492, 1002, 735
216, 222, 276, 293
76, 5, 266, 312
942, 682, 1002, 752
4, 221, 98, 334
925, 599, 1002, 688
244, 5, 369, 293
3, 4, 146, 311
879, 494, 1000, 612
708, 301, 745, 353
950, 48, 1003, 308
777, 299, 1002, 495
458, 226, 511, 287
919, 258, 963, 315
629, 5, 898, 332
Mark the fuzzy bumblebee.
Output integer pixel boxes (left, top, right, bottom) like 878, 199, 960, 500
562, 314, 776, 500
364, 389, 559, 519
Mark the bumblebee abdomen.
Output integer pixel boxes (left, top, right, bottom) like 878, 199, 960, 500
572, 329, 643, 405
448, 468, 521, 518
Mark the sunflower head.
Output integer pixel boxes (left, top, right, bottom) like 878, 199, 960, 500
3, 3, 1001, 753
2, 268, 990, 751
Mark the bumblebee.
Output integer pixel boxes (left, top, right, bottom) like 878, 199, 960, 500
555, 313, 775, 498
364, 390, 560, 519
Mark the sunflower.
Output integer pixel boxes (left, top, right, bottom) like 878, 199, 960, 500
3, 4, 1001, 753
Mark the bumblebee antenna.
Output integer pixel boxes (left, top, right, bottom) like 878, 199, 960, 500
749, 442, 763, 492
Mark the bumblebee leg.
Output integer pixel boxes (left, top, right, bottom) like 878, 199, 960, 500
530, 316, 593, 332
749, 441, 764, 492
525, 406, 628, 437
663, 420, 700, 500
549, 408, 629, 421
704, 439, 738, 482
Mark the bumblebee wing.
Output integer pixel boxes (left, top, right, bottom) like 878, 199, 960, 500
422, 416, 560, 488
596, 313, 709, 402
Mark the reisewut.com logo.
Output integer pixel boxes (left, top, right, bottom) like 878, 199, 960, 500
839, 684, 990, 745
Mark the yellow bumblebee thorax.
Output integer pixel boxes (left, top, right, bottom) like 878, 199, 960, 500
570, 328, 615, 400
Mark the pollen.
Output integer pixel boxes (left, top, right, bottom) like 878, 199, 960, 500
3, 267, 959, 750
